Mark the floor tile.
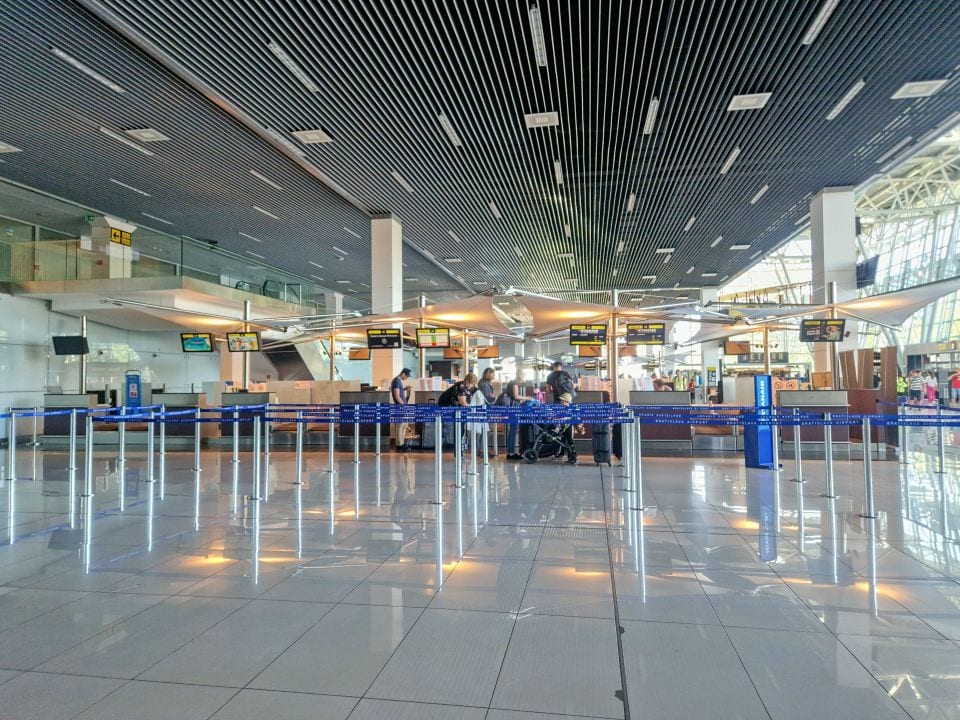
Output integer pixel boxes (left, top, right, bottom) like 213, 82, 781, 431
0, 671, 123, 720
697, 569, 827, 632
210, 689, 357, 720
487, 712, 609, 720
72, 680, 237, 720
520, 561, 614, 618
614, 569, 720, 625
429, 559, 532, 613
0, 586, 87, 632
346, 698, 486, 719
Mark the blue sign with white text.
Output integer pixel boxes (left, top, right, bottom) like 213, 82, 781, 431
744, 375, 776, 469
124, 370, 142, 409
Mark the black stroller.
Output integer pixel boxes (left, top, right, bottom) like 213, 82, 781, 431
521, 422, 578, 465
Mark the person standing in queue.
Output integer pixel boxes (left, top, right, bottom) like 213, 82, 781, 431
504, 368, 525, 460
390, 368, 412, 452
545, 360, 576, 403
437, 373, 478, 449
950, 369, 960, 405
477, 367, 497, 405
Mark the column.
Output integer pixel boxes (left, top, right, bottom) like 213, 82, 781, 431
79, 216, 135, 279
810, 187, 858, 378
324, 291, 343, 382
371, 215, 403, 388
700, 288, 720, 401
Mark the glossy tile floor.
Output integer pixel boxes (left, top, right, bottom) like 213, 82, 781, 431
0, 426, 959, 719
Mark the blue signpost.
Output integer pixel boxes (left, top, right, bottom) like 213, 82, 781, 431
744, 374, 775, 469
124, 370, 142, 409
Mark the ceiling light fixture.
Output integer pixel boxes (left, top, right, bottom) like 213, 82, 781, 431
405, 277, 419, 282
514, 245, 524, 259
683, 216, 696, 232
730, 244, 751, 250
252, 205, 280, 220
528, 3, 548, 67
331, 246, 348, 256
686, 265, 695, 274
125, 128, 170, 143
308, 260, 324, 269
238, 231, 263, 242
50, 47, 124, 93
246, 250, 266, 260
249, 169, 284, 191
553, 159, 564, 186
617, 241, 625, 254
641, 275, 657, 282
711, 236, 723, 247
612, 268, 619, 277
109, 178, 150, 196
795, 213, 810, 226
524, 111, 560, 129
437, 113, 463, 147
0, 141, 21, 153
99, 126, 154, 156
662, 254, 672, 265
267, 40, 320, 92
727, 93, 772, 111
310, 274, 323, 281
140, 212, 171, 225
655, 247, 675, 253
750, 185, 769, 204
266, 128, 306, 156
391, 170, 415, 193
444, 257, 464, 263
826, 79, 866, 120
801, 0, 840, 45
643, 97, 660, 135
701, 272, 718, 277
891, 79, 949, 99
626, 193, 636, 213
336, 280, 351, 284
448, 230, 462, 244
564, 223, 572, 238
720, 145, 741, 174
291, 128, 332, 145
489, 201, 503, 219
876, 137, 913, 164
344, 227, 361, 239
749, 250, 762, 260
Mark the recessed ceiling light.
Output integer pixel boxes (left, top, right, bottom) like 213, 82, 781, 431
826, 79, 866, 120
514, 245, 524, 259
683, 216, 696, 232
291, 128, 332, 144
720, 146, 741, 174
686, 265, 695, 274
249, 169, 284, 191
749, 250, 762, 260
267, 41, 320, 92
730, 244, 751, 250
891, 79, 949, 99
391, 170, 415, 193
617, 241, 625, 254
335, 256, 345, 262
141, 212, 172, 225
266, 128, 306, 156
801, 0, 840, 45
238, 231, 263, 242
344, 227, 361, 239
641, 275, 657, 282
310, 274, 323, 281
524, 111, 560, 129
437, 113, 463, 147
448, 230, 463, 244
405, 277, 419, 281
309, 260, 324, 269
472, 281, 487, 286
701, 272, 718, 277
794, 213, 810, 226
125, 128, 170, 142
626, 193, 636, 213
727, 93, 772, 111
110, 178, 150, 196
50, 47, 124, 93
710, 236, 722, 247
331, 246, 348, 256
662, 254, 672, 265
749, 185, 769, 204
553, 159, 564, 186
489, 201, 503, 219
336, 280, 351, 284
564, 224, 572, 238
246, 250, 265, 259
643, 97, 660, 135
556, 253, 574, 259
444, 257, 464, 263
674, 281, 681, 289
655, 247, 675, 253
99, 126, 154, 156
0, 141, 22, 153
876, 137, 913, 164
528, 3, 548, 67
252, 205, 280, 220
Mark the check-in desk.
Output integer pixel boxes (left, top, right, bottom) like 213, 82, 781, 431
153, 393, 203, 440
219, 392, 275, 438
628, 391, 693, 451
339, 391, 391, 447
778, 390, 849, 457
42, 393, 100, 439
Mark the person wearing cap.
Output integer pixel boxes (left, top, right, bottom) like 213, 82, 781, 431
391, 368, 413, 452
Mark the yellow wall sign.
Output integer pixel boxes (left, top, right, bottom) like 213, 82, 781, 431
110, 228, 132, 246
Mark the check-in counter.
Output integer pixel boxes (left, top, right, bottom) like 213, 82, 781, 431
42, 393, 100, 437
219, 392, 275, 437
629, 391, 692, 449
340, 390, 391, 439
153, 392, 203, 438
778, 390, 849, 449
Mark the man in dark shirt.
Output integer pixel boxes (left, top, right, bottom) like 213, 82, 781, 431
438, 373, 477, 449
391, 368, 412, 451
545, 361, 575, 403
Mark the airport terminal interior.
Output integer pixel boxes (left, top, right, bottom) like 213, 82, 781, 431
4, 1, 960, 718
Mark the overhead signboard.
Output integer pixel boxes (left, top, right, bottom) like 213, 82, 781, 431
416, 327, 450, 348
110, 227, 132, 246
724, 340, 751, 355
625, 322, 666, 345
736, 352, 790, 364
367, 328, 401, 349
799, 319, 846, 342
180, 333, 214, 353
226, 332, 260, 352
569, 323, 607, 346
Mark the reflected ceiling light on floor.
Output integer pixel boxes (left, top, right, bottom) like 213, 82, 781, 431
0, 141, 21, 153
266, 128, 306, 156
876, 137, 913, 164
553, 159, 564, 185
267, 40, 320, 92
749, 185, 769, 204
99, 126, 155, 156
437, 113, 463, 147
141, 212, 172, 225
626, 192, 636, 213
489, 201, 503, 219
643, 97, 660, 135
249, 169, 284, 191
50, 47, 124, 93
730, 243, 751, 250
524, 111, 560, 128
727, 92, 772, 111
252, 205, 280, 219
291, 128, 332, 144
710, 235, 722, 247
239, 231, 262, 242
528, 3, 548, 67
719, 145, 741, 174
125, 127, 170, 142
801, 0, 840, 45
826, 79, 866, 120
391, 170, 415, 193
110, 178, 151, 196
246, 250, 265, 259
683, 215, 696, 232
891, 79, 949, 99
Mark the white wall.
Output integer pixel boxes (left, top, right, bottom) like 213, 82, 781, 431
0, 294, 220, 426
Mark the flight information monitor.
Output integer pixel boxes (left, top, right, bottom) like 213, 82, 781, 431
416, 327, 450, 348
367, 328, 402, 349
180, 333, 214, 352
625, 322, 666, 345
569, 324, 607, 346
799, 319, 846, 342
226, 332, 260, 352
52, 336, 89, 355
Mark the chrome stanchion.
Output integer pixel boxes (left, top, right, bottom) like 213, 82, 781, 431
936, 403, 946, 475
231, 410, 240, 515
192, 408, 202, 472
146, 410, 155, 497
455, 410, 464, 559
82, 414, 95, 570
158, 403, 167, 498
68, 409, 78, 528
374, 413, 381, 456
435, 414, 445, 591
264, 405, 271, 458
6, 408, 16, 483
820, 412, 836, 499
791, 408, 804, 483
898, 402, 908, 465
294, 410, 304, 486
27, 406, 40, 447
326, 408, 337, 535
352, 404, 360, 465
252, 415, 261, 500
117, 407, 126, 512
771, 406, 780, 472
482, 421, 490, 524
859, 418, 877, 519
492, 420, 498, 457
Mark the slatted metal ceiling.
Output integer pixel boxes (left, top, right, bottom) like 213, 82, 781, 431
3, 1, 960, 304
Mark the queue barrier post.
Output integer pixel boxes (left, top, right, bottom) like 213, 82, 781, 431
68, 409, 78, 528
158, 404, 167, 496
117, 407, 126, 512
192, 408, 202, 473
859, 418, 878, 519
898, 403, 909, 465
231, 410, 240, 515
352, 404, 360, 465
937, 403, 947, 475
820, 412, 836, 499
6, 409, 16, 483
791, 408, 804, 484
295, 410, 304, 487
482, 420, 490, 523
82, 414, 95, 571
27, 406, 40, 447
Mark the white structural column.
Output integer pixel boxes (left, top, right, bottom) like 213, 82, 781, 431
324, 291, 343, 382
810, 187, 858, 377
370, 214, 404, 388
700, 288, 720, 400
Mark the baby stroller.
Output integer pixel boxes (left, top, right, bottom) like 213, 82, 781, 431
522, 421, 577, 465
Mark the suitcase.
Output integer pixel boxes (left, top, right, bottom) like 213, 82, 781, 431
419, 421, 437, 450
592, 423, 612, 465
612, 423, 623, 460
